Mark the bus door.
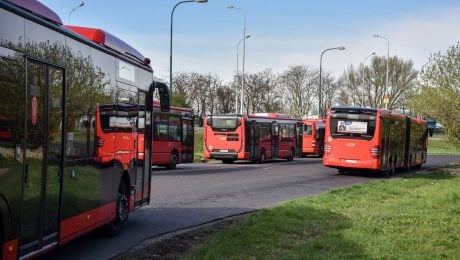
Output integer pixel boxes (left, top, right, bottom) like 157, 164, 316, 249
19, 58, 64, 257
271, 123, 279, 158
135, 91, 150, 207
296, 123, 302, 157
249, 121, 259, 160
181, 115, 194, 163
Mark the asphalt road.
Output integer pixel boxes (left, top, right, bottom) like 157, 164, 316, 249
41, 155, 460, 259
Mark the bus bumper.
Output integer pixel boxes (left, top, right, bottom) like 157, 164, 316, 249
209, 152, 238, 160
323, 157, 380, 170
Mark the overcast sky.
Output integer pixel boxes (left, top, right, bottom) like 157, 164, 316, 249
41, 0, 460, 82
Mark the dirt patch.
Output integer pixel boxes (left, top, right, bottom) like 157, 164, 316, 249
114, 214, 248, 260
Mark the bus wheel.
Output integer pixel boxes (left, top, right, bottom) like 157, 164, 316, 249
222, 159, 235, 164
103, 182, 129, 237
166, 151, 178, 169
258, 149, 266, 164
286, 148, 294, 161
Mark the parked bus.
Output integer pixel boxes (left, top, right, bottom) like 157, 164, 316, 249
151, 101, 194, 168
0, 0, 170, 258
204, 113, 302, 163
301, 118, 326, 157
95, 102, 193, 170
323, 107, 428, 175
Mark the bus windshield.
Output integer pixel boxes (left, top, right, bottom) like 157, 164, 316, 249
330, 113, 376, 139
207, 115, 241, 131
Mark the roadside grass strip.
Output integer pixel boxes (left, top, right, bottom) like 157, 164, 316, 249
187, 165, 460, 259
428, 138, 460, 155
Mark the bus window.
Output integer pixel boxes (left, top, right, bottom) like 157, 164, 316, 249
169, 115, 181, 141
207, 115, 241, 131
330, 114, 376, 139
303, 125, 313, 135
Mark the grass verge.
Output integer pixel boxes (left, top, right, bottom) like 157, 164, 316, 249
194, 130, 204, 162
428, 137, 460, 155
186, 164, 460, 259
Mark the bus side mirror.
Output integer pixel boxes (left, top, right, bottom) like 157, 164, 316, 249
150, 81, 170, 112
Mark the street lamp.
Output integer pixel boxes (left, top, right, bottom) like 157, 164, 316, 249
227, 5, 247, 114
170, 0, 208, 96
361, 52, 375, 107
235, 35, 250, 113
319, 46, 345, 117
68, 1, 84, 24
373, 34, 389, 108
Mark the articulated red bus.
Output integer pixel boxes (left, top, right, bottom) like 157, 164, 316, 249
204, 113, 302, 163
95, 102, 194, 170
301, 118, 326, 157
323, 107, 428, 175
0, 0, 170, 259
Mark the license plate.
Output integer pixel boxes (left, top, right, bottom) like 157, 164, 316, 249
345, 159, 357, 164
220, 149, 228, 152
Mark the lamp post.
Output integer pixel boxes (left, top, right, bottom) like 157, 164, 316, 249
227, 5, 247, 114
373, 34, 389, 108
319, 46, 345, 117
170, 0, 207, 96
68, 1, 84, 24
361, 52, 375, 107
235, 35, 250, 113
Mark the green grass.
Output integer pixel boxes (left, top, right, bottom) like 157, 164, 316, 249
428, 137, 460, 155
187, 165, 460, 259
194, 130, 203, 162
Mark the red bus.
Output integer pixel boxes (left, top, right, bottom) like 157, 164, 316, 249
0, 116, 12, 140
0, 0, 170, 259
301, 118, 326, 157
203, 113, 302, 163
95, 101, 194, 170
323, 107, 428, 175
151, 101, 194, 168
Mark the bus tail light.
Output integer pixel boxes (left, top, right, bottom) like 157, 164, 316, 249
370, 146, 380, 158
96, 137, 105, 147
312, 140, 316, 147
324, 144, 332, 153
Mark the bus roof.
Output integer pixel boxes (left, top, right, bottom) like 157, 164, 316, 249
248, 113, 297, 120
65, 25, 149, 66
7, 0, 62, 24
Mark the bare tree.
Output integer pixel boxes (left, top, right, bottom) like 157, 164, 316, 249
337, 55, 418, 110
278, 65, 317, 118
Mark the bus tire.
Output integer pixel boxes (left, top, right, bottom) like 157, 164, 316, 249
166, 151, 178, 169
103, 182, 129, 237
222, 159, 235, 164
258, 149, 266, 164
286, 148, 294, 161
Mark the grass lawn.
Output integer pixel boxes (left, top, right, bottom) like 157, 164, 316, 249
187, 164, 460, 259
428, 136, 460, 155
194, 129, 204, 162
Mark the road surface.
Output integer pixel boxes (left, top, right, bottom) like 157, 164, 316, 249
41, 155, 460, 259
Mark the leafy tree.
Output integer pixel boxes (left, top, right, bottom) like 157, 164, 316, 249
408, 43, 460, 144
171, 91, 188, 107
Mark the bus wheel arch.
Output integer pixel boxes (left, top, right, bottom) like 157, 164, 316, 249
166, 150, 179, 169
103, 174, 130, 237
